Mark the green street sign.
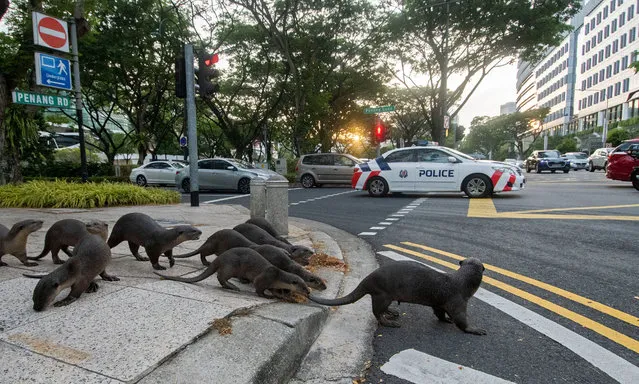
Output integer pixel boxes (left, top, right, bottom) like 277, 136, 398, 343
11, 90, 73, 109
364, 105, 395, 114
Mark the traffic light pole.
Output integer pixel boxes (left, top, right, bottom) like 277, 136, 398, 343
184, 44, 199, 207
69, 19, 88, 182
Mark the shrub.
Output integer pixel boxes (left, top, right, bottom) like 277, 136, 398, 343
23, 176, 130, 183
0, 180, 180, 208
606, 128, 631, 147
556, 137, 578, 153
23, 161, 115, 178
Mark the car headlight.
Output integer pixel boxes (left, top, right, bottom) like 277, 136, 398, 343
492, 166, 516, 175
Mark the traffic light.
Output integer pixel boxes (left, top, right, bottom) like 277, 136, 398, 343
374, 118, 386, 143
197, 52, 220, 98
175, 55, 186, 99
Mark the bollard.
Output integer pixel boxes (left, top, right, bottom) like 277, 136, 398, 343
250, 177, 267, 219
265, 177, 289, 235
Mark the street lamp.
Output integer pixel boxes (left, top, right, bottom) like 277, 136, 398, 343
579, 88, 609, 146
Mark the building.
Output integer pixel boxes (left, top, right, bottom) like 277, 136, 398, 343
499, 102, 516, 115
515, 0, 639, 141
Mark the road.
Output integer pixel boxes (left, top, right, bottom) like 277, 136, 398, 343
189, 170, 639, 383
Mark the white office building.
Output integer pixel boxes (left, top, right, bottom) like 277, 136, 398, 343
516, 0, 639, 137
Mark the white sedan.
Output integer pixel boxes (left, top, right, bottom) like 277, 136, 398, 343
129, 161, 185, 187
352, 146, 525, 198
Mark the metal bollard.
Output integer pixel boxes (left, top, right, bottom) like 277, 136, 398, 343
265, 177, 289, 235
250, 177, 267, 219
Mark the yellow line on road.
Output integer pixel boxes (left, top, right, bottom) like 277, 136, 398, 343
514, 203, 639, 214
401, 242, 639, 328
468, 198, 639, 221
383, 244, 639, 354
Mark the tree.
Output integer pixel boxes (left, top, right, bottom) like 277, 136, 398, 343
383, 0, 580, 145
460, 116, 507, 158
494, 108, 550, 158
606, 127, 630, 147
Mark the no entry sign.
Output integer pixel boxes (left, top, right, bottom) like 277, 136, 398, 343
32, 12, 69, 53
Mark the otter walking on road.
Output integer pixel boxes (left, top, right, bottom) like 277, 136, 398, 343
0, 219, 43, 267
309, 258, 487, 334
155, 247, 310, 299
172, 229, 256, 266
107, 213, 201, 270
26, 222, 119, 311
29, 219, 108, 264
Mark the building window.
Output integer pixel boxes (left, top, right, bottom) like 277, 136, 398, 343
613, 19, 618, 33
608, 85, 614, 98
586, 41, 591, 52
620, 12, 626, 27
599, 50, 604, 62
622, 55, 629, 68
613, 39, 619, 53
614, 60, 620, 74
601, 89, 606, 100
595, 93, 600, 103
588, 77, 593, 88
621, 34, 628, 48
623, 78, 630, 92
582, 80, 587, 90
615, 82, 621, 96
630, 4, 635, 19
598, 31, 603, 43
611, 0, 616, 12
631, 27, 637, 42
592, 36, 597, 47
606, 45, 612, 58
605, 25, 610, 38
604, 5, 609, 18
607, 65, 612, 77
600, 68, 606, 80
588, 95, 593, 107
598, 12, 602, 24
593, 54, 599, 66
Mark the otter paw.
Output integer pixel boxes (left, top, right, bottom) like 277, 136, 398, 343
384, 308, 400, 319
379, 314, 401, 328
0, 261, 7, 266
169, 259, 175, 268
152, 264, 166, 271
53, 259, 65, 265
136, 257, 150, 261
24, 261, 38, 267
53, 297, 78, 307
86, 282, 99, 293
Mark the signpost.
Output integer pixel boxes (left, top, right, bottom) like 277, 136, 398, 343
364, 105, 395, 114
35, 52, 72, 90
32, 12, 69, 53
12, 90, 72, 108
179, 136, 187, 147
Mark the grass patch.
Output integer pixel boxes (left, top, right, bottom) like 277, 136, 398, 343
0, 180, 181, 208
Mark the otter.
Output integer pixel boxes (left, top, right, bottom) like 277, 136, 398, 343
172, 229, 256, 266
245, 217, 292, 245
25, 222, 119, 311
155, 247, 310, 299
251, 244, 326, 290
28, 219, 108, 264
107, 213, 201, 270
0, 219, 44, 267
308, 258, 487, 335
233, 223, 313, 265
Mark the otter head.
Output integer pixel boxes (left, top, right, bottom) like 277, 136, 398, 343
85, 220, 109, 241
32, 273, 64, 312
173, 225, 202, 242
459, 257, 485, 272
289, 245, 313, 265
270, 268, 311, 295
9, 219, 43, 238
305, 275, 327, 291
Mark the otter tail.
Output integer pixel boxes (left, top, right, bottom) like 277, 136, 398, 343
27, 248, 49, 260
154, 262, 217, 283
22, 273, 47, 279
308, 283, 368, 306
171, 247, 202, 259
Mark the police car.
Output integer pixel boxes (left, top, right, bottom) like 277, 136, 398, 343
352, 145, 525, 198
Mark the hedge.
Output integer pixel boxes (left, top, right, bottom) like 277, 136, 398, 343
0, 180, 181, 208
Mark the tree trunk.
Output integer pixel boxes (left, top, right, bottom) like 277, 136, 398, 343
9, 147, 22, 183
137, 144, 146, 165
0, 73, 8, 185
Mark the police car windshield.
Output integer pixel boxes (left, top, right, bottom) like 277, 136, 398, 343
445, 148, 475, 160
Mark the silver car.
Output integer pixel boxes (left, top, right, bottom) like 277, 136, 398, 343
563, 152, 588, 170
175, 158, 279, 193
130, 161, 185, 186
587, 147, 613, 171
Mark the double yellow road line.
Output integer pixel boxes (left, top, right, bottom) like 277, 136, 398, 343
384, 242, 639, 355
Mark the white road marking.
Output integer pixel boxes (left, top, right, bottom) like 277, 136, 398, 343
379, 222, 392, 225
381, 348, 514, 384
386, 218, 399, 221
377, 250, 639, 384
391, 214, 405, 217
358, 232, 377, 236
370, 226, 385, 230
202, 195, 250, 204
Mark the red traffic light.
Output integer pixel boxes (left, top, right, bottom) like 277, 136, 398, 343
204, 53, 219, 67
374, 120, 385, 142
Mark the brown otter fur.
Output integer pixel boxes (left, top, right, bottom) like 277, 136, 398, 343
233, 223, 313, 265
172, 229, 256, 266
0, 219, 43, 267
29, 219, 108, 264
251, 244, 326, 290
245, 217, 292, 245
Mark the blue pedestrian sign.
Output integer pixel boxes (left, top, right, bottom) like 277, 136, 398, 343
179, 136, 188, 147
35, 52, 72, 90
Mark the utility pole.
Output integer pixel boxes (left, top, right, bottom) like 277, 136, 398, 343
439, 0, 450, 146
69, 19, 88, 182
184, 44, 199, 206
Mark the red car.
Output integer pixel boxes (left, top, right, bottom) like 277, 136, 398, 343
606, 138, 639, 181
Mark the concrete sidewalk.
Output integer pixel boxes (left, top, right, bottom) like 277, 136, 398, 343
0, 203, 377, 383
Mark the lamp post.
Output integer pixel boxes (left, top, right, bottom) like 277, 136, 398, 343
580, 88, 609, 146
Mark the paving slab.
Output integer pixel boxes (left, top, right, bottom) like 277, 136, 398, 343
0, 341, 122, 383
1, 286, 230, 382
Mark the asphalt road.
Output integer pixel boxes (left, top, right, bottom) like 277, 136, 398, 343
192, 170, 639, 384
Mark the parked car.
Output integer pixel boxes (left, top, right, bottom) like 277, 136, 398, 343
295, 153, 362, 188
504, 158, 525, 169
525, 150, 570, 173
562, 152, 588, 170
606, 138, 639, 182
587, 147, 614, 172
130, 161, 185, 187
175, 158, 279, 193
632, 166, 639, 191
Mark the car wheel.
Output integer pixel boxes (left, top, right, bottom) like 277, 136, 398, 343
136, 175, 147, 187
181, 178, 190, 193
588, 162, 595, 172
536, 164, 541, 173
563, 169, 569, 173
238, 178, 251, 194
463, 174, 492, 198
604, 162, 608, 172
633, 173, 639, 191
367, 177, 389, 197
551, 170, 556, 173
526, 165, 531, 173
301, 174, 315, 188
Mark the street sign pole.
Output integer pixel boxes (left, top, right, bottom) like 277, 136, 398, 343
69, 19, 88, 182
185, 44, 199, 207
